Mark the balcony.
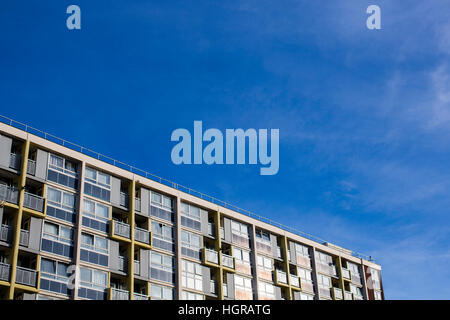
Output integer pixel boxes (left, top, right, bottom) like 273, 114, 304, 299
119, 192, 129, 208
15, 266, 38, 287
110, 287, 129, 300
210, 280, 216, 295
19, 229, 30, 247
27, 159, 36, 176
341, 268, 351, 280
134, 227, 151, 245
207, 223, 215, 237
23, 192, 45, 212
0, 184, 19, 205
275, 269, 288, 285
112, 220, 131, 239
203, 248, 219, 265
0, 262, 11, 281
353, 294, 364, 300
0, 224, 13, 243
220, 227, 225, 240
9, 153, 21, 170
135, 197, 141, 212
316, 261, 336, 276
345, 291, 353, 300
118, 256, 127, 272
290, 274, 301, 288
222, 253, 235, 270
134, 260, 140, 275
133, 292, 149, 300
332, 287, 343, 300
223, 283, 228, 297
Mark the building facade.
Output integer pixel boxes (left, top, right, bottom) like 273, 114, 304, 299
0, 121, 384, 300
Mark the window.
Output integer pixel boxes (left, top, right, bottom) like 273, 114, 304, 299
150, 251, 174, 283
79, 267, 108, 290
315, 251, 332, 264
317, 274, 331, 287
295, 243, 310, 257
150, 284, 174, 300
181, 230, 202, 259
84, 167, 111, 202
47, 154, 78, 189
231, 221, 249, 237
255, 229, 271, 242
83, 199, 109, 220
43, 222, 73, 244
150, 191, 173, 210
181, 260, 203, 291
49, 154, 77, 175
258, 281, 275, 298
234, 275, 253, 295
297, 267, 313, 281
40, 258, 69, 282
46, 187, 77, 222
81, 233, 108, 254
151, 221, 174, 252
233, 248, 251, 264
257, 255, 273, 271
180, 202, 204, 231
181, 290, 203, 300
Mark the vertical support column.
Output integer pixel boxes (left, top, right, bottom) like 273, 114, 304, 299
281, 235, 292, 300
336, 257, 346, 300
72, 161, 85, 300
310, 247, 320, 300
214, 211, 224, 300
249, 224, 259, 300
127, 180, 136, 300
8, 139, 30, 299
175, 195, 182, 299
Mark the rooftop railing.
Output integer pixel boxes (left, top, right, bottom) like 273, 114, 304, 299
0, 114, 375, 261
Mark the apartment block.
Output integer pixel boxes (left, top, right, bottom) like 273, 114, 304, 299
0, 120, 384, 300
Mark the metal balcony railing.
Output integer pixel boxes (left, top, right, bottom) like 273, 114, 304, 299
23, 192, 45, 212
134, 260, 140, 275
119, 192, 129, 208
223, 283, 228, 297
0, 224, 13, 243
134, 227, 150, 244
332, 287, 343, 300
27, 159, 36, 175
15, 266, 38, 287
204, 248, 219, 264
118, 256, 127, 272
110, 287, 129, 300
207, 223, 215, 237
0, 184, 19, 205
275, 269, 288, 284
113, 220, 131, 239
135, 197, 141, 212
341, 268, 351, 280
133, 292, 149, 300
9, 153, 21, 170
290, 274, 300, 288
0, 262, 11, 281
19, 229, 30, 247
222, 253, 235, 269
210, 280, 216, 294
1, 114, 376, 262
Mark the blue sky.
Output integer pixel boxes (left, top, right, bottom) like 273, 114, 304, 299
1, 0, 449, 299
